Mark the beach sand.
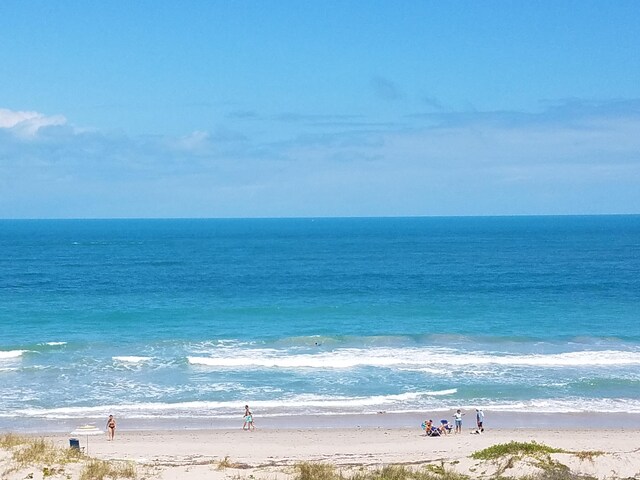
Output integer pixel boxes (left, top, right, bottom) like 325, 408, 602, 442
3, 424, 640, 480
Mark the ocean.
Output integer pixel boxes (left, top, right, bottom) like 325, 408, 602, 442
1, 216, 639, 432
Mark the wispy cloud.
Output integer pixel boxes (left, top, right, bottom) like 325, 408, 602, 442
421, 96, 445, 112
370, 75, 404, 101
1, 100, 638, 217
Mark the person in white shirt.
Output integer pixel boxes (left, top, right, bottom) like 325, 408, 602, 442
453, 409, 464, 434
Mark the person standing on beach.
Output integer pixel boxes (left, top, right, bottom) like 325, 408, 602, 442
476, 409, 484, 433
453, 409, 464, 434
106, 415, 116, 440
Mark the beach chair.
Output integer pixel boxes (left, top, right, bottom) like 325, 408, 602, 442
427, 426, 441, 437
69, 438, 84, 453
440, 419, 453, 434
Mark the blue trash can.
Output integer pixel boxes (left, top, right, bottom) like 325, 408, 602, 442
69, 438, 80, 450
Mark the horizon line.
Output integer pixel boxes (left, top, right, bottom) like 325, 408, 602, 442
1, 213, 639, 221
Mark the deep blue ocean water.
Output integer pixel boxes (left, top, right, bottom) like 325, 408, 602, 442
1, 216, 639, 431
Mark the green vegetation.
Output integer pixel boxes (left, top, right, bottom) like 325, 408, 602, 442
471, 441, 565, 461
467, 441, 603, 480
294, 462, 469, 480
289, 458, 603, 480
296, 461, 341, 480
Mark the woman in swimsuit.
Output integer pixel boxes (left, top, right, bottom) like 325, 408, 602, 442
106, 415, 116, 440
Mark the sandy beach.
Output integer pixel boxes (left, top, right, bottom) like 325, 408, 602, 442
3, 423, 640, 480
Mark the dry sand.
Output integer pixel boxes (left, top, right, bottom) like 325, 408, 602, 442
3, 426, 639, 480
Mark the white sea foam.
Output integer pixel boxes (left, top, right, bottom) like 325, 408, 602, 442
41, 342, 67, 346
8, 394, 640, 420
0, 350, 28, 360
427, 388, 457, 396
3, 392, 448, 419
187, 347, 640, 370
113, 356, 152, 364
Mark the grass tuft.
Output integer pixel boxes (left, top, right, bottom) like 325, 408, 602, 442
572, 450, 604, 462
471, 441, 565, 460
296, 462, 342, 480
361, 465, 417, 480
80, 459, 136, 480
13, 438, 63, 466
217, 455, 248, 470
294, 462, 469, 480
0, 433, 28, 449
0, 434, 135, 479
0, 433, 28, 450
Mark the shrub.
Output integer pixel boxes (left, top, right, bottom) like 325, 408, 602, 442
471, 441, 565, 460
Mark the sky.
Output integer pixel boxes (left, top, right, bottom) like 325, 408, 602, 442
1, 0, 639, 218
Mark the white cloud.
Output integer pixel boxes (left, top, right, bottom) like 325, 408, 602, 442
1, 100, 639, 217
171, 130, 212, 153
0, 108, 67, 138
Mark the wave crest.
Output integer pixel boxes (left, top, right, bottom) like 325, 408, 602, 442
187, 348, 640, 369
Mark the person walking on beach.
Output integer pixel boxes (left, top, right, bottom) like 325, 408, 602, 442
242, 405, 255, 431
475, 408, 484, 433
106, 415, 116, 440
453, 409, 464, 434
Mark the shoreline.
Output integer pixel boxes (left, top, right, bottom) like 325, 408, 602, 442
5, 410, 640, 434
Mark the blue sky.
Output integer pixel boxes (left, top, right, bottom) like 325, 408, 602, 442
1, 1, 639, 218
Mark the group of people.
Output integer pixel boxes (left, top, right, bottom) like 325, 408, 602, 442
422, 409, 484, 436
109, 405, 485, 439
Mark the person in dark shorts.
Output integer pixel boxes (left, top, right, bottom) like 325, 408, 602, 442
475, 409, 484, 433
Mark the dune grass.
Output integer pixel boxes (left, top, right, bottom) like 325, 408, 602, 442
217, 455, 246, 469
573, 450, 604, 461
293, 460, 600, 480
9, 436, 84, 467
296, 461, 341, 480
79, 459, 136, 480
295, 462, 469, 480
0, 433, 136, 479
0, 433, 27, 449
468, 441, 603, 480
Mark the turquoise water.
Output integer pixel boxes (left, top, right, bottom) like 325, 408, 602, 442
1, 216, 639, 430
